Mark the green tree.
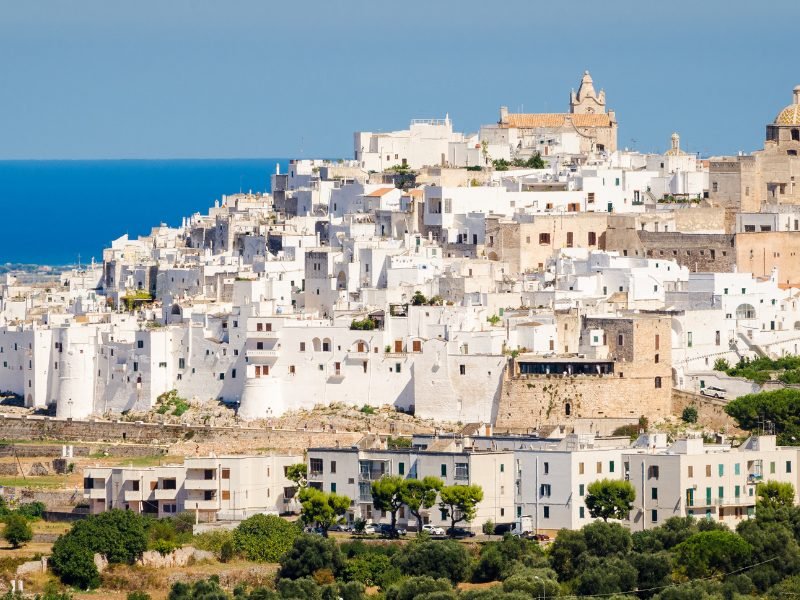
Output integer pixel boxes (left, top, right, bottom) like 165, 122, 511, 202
385, 576, 453, 600
233, 513, 300, 562
50, 509, 148, 588
628, 551, 672, 598
401, 476, 443, 535
585, 479, 636, 521
3, 513, 32, 548
392, 539, 470, 584
681, 405, 698, 423
50, 535, 100, 590
438, 484, 483, 535
411, 291, 427, 306
482, 519, 495, 536
737, 518, 800, 592
673, 530, 751, 578
526, 153, 546, 169
286, 463, 308, 489
278, 535, 345, 580
371, 475, 406, 538
724, 388, 800, 445
582, 520, 632, 556
298, 487, 351, 536
576, 556, 637, 596
502, 567, 560, 598
548, 528, 587, 581
757, 481, 796, 510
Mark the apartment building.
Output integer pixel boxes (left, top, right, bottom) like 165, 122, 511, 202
83, 454, 301, 521
625, 435, 800, 530
307, 438, 515, 532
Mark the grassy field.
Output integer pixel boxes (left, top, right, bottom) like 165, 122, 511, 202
0, 475, 70, 489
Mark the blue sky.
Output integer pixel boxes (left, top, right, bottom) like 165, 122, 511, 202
1, 0, 797, 159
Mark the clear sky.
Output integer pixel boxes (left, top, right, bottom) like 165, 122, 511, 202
1, 0, 797, 159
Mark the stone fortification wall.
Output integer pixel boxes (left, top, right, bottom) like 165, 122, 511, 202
671, 389, 743, 433
0, 415, 364, 453
495, 374, 671, 431
637, 232, 736, 272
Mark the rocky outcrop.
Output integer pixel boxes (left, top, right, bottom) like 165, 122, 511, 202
137, 546, 215, 568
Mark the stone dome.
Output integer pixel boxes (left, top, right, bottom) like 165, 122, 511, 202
774, 85, 800, 125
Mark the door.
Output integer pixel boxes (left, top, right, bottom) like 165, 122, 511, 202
394, 340, 403, 353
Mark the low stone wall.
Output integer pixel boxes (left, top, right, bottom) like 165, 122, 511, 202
671, 389, 743, 434
2, 488, 83, 510
0, 414, 364, 453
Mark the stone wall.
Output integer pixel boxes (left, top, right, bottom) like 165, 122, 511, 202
671, 389, 743, 433
0, 415, 365, 454
495, 373, 671, 431
637, 232, 736, 272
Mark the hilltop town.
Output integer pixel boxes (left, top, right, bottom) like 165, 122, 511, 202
2, 73, 800, 598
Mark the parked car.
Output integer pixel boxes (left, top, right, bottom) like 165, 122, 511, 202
422, 524, 445, 536
701, 386, 727, 399
361, 524, 378, 535
329, 523, 352, 533
377, 523, 407, 537
446, 526, 476, 538
303, 526, 325, 535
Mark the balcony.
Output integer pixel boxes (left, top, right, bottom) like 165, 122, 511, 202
185, 499, 219, 511
84, 487, 106, 500
184, 478, 219, 490
154, 488, 179, 501
124, 490, 149, 502
359, 469, 386, 482
308, 471, 324, 481
715, 497, 752, 507
250, 330, 279, 340
247, 349, 278, 359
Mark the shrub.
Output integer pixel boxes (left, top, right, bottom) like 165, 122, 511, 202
359, 405, 376, 415
681, 405, 698, 424
50, 535, 100, 589
233, 514, 300, 562
482, 519, 495, 535
392, 539, 470, 584
385, 576, 453, 600
278, 534, 344, 580
220, 539, 235, 563
16, 501, 46, 520
3, 513, 32, 548
192, 529, 234, 556
127, 593, 152, 600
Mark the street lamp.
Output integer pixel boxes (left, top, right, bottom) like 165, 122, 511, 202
533, 575, 546, 600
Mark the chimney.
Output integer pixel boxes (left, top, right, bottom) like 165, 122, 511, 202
499, 106, 509, 125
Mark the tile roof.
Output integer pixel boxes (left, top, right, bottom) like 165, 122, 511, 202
504, 113, 612, 129
366, 187, 396, 197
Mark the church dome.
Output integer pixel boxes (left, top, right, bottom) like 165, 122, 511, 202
774, 85, 800, 125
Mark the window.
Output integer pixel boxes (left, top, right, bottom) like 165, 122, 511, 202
617, 334, 624, 346
331, 483, 337, 493
579, 506, 585, 518
651, 487, 658, 500
137, 340, 144, 349
441, 464, 447, 477
588, 231, 597, 245
655, 354, 659, 364
566, 232, 574, 248
540, 484, 551, 497
734, 463, 740, 476
544, 462, 550, 474
459, 364, 466, 375
178, 358, 185, 369
654, 377, 662, 389
648, 466, 659, 479
132, 481, 140, 491
221, 469, 230, 479
300, 342, 306, 352
330, 461, 337, 474
688, 465, 694, 478
718, 486, 724, 499
399, 462, 405, 475
596, 462, 602, 474
310, 458, 323, 475
579, 483, 585, 496
651, 509, 658, 523
787, 461, 793, 474
289, 365, 295, 375
543, 506, 550, 519
578, 462, 584, 475
455, 463, 469, 480
718, 464, 724, 476
655, 334, 660, 350
771, 461, 776, 474
687, 332, 692, 348
705, 464, 712, 477
221, 490, 231, 500
395, 363, 401, 373
609, 461, 615, 473
539, 233, 551, 245
500, 463, 505, 473
162, 479, 177, 490
219, 373, 224, 380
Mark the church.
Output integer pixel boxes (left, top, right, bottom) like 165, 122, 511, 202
486, 71, 619, 157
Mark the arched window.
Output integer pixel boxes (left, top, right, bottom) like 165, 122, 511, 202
735, 304, 756, 319
312, 337, 322, 352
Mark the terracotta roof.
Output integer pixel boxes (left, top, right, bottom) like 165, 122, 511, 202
406, 189, 424, 198
366, 187, 395, 197
504, 113, 612, 129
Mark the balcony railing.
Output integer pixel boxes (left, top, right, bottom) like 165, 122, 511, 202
247, 349, 278, 359
715, 497, 752, 507
359, 470, 385, 482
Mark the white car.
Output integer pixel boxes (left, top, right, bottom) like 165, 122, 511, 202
701, 386, 727, 399
422, 524, 445, 536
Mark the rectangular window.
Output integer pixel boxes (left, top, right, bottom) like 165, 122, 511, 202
331, 483, 337, 493
718, 464, 724, 477
330, 461, 337, 474
310, 458, 323, 475
718, 486, 724, 499
543, 506, 550, 519
596, 462, 602, 474
221, 469, 230, 480
300, 342, 306, 352
688, 465, 694, 478
399, 462, 405, 475
579, 483, 585, 496
734, 463, 740, 476
706, 464, 711, 477
539, 233, 551, 245
651, 509, 658, 523
578, 462, 584, 475
609, 461, 615, 473
566, 231, 574, 248
651, 487, 658, 500
655, 377, 662, 389
771, 461, 776, 474
544, 462, 549, 474
162, 479, 177, 490
588, 231, 597, 245
655, 334, 660, 350
459, 364, 466, 375
579, 506, 585, 518
221, 490, 231, 500
648, 465, 660, 479
787, 461, 793, 474
441, 464, 447, 477
540, 484, 551, 497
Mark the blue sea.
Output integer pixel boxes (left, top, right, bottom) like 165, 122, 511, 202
0, 159, 289, 265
